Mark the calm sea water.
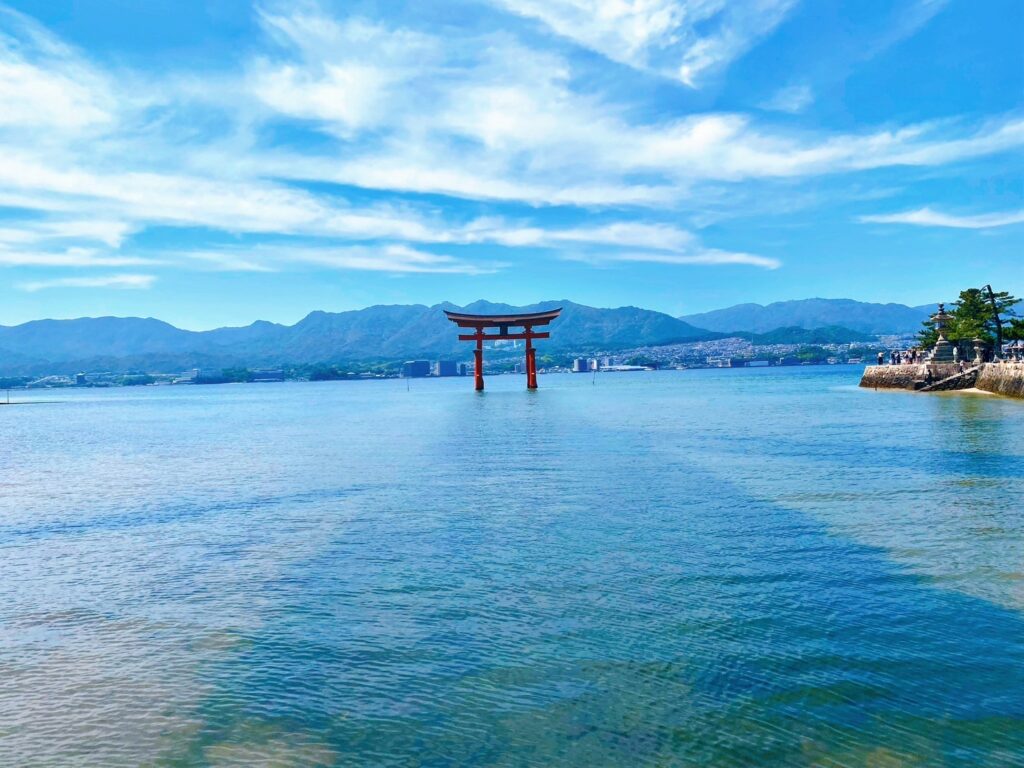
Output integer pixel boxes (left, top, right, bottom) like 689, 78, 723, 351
1, 367, 1022, 767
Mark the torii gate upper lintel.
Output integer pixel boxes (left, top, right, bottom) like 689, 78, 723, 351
444, 308, 562, 391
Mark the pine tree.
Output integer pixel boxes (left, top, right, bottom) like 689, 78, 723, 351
982, 286, 1020, 349
917, 317, 938, 348
949, 289, 994, 343
918, 288, 1020, 352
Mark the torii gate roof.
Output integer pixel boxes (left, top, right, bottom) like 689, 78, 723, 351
443, 308, 562, 328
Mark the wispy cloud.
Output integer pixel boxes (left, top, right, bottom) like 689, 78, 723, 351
491, 0, 799, 87
865, 0, 950, 60
566, 248, 781, 270
0, 6, 114, 131
0, 0, 1018, 291
17, 273, 157, 292
860, 207, 1024, 229
0, 245, 153, 267
185, 244, 502, 275
760, 84, 813, 114
249, 10, 1024, 199
294, 244, 501, 275
0, 219, 135, 248
613, 250, 781, 269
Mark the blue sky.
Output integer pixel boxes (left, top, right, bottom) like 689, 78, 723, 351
0, 0, 1020, 329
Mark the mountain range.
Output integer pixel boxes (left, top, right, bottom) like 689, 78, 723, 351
737, 326, 875, 345
681, 298, 935, 335
0, 300, 715, 376
0, 298, 933, 377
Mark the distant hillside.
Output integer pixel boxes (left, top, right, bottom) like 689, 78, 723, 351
0, 300, 718, 376
736, 326, 875, 345
681, 299, 935, 335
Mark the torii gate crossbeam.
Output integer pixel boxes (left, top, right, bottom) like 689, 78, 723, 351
444, 308, 562, 391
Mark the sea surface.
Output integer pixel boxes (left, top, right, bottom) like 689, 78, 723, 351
1, 367, 1022, 767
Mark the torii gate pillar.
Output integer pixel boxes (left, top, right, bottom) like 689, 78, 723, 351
445, 308, 562, 391
526, 337, 537, 389
474, 331, 484, 391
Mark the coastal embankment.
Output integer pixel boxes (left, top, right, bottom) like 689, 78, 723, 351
860, 362, 1024, 399
859, 363, 958, 391
976, 362, 1024, 398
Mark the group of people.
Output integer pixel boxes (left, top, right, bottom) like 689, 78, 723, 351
877, 343, 1024, 367
1001, 342, 1024, 362
877, 349, 924, 366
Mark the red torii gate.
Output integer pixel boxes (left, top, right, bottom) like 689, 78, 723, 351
444, 308, 562, 391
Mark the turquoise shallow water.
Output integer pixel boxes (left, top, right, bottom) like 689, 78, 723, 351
1, 367, 1022, 766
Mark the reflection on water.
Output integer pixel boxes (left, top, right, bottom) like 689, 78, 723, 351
1, 368, 1022, 766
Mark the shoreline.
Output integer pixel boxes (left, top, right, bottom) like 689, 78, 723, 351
935, 387, 995, 397
860, 362, 1024, 400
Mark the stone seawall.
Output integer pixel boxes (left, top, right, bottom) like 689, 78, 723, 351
859, 363, 960, 390
921, 365, 980, 392
861, 362, 1024, 399
977, 363, 1024, 399
859, 365, 924, 390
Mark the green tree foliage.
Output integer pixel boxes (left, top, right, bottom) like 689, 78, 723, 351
195, 367, 253, 384
917, 287, 1020, 347
917, 318, 938, 348
537, 353, 575, 369
948, 289, 995, 343
626, 355, 659, 368
120, 374, 154, 386
1006, 317, 1024, 341
795, 346, 830, 363
308, 366, 343, 381
984, 286, 1021, 347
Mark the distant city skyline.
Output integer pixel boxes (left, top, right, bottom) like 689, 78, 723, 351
0, 0, 1021, 330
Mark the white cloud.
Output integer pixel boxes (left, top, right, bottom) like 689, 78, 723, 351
296, 244, 500, 274
183, 251, 276, 272
249, 14, 440, 136
564, 246, 780, 269
0, 145, 771, 268
0, 219, 134, 248
492, 0, 799, 86
250, 12, 444, 136
462, 220, 698, 251
0, 7, 114, 130
17, 274, 156, 292
860, 207, 1024, 229
253, 62, 393, 134
0, 1, 1018, 289
612, 249, 781, 269
760, 84, 813, 114
269, 150, 678, 207
250, 17, 1024, 200
0, 245, 153, 267
186, 243, 501, 275
624, 115, 1024, 181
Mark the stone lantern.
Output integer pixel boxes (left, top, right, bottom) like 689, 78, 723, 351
973, 338, 985, 365
928, 303, 955, 362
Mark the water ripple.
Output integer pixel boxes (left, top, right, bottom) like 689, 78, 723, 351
1, 370, 1022, 766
